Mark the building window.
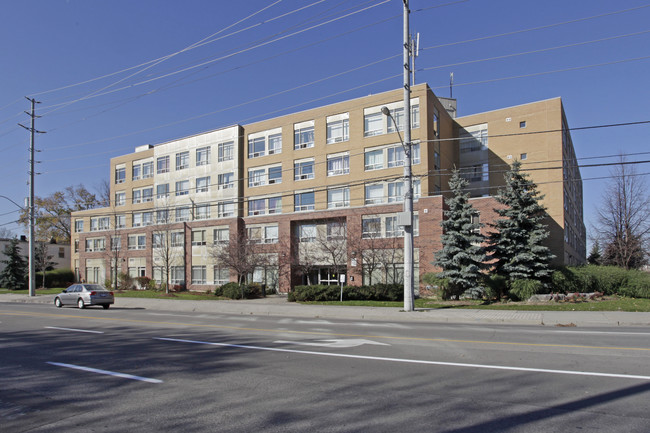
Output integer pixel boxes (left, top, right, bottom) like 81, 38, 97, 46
115, 191, 125, 207
385, 216, 399, 238
171, 232, 184, 247
327, 187, 350, 209
213, 228, 229, 245
268, 133, 282, 154
175, 207, 190, 222
195, 204, 210, 220
155, 209, 169, 224
127, 235, 146, 250
387, 181, 404, 203
74, 219, 84, 233
85, 238, 106, 252
133, 189, 142, 204
249, 168, 266, 187
364, 112, 383, 137
218, 141, 234, 162
115, 166, 125, 184
294, 191, 315, 212
327, 153, 349, 176
74, 240, 79, 253
520, 153, 528, 161
387, 146, 404, 168
192, 230, 207, 246
248, 225, 278, 244
461, 164, 489, 183
294, 159, 315, 181
460, 126, 488, 153
433, 107, 440, 138
249, 198, 266, 216
142, 211, 153, 226
142, 161, 154, 179
218, 172, 234, 190
132, 163, 142, 181
157, 156, 170, 174
364, 149, 384, 170
214, 266, 229, 285
196, 176, 210, 193
110, 237, 120, 251
326, 114, 349, 144
196, 146, 210, 166
115, 214, 126, 229
217, 201, 235, 218
520, 121, 526, 128
327, 222, 346, 241
365, 184, 384, 205
156, 183, 169, 199
191, 266, 207, 284
176, 151, 189, 170
248, 137, 266, 158
132, 213, 143, 227
175, 180, 190, 196
142, 187, 153, 203
297, 223, 317, 242
152, 233, 165, 248
294, 123, 314, 150
90, 217, 110, 231
269, 196, 282, 214
362, 217, 381, 238
269, 166, 282, 184
171, 266, 185, 285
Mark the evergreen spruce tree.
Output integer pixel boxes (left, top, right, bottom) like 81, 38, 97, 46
587, 240, 602, 265
487, 161, 554, 297
0, 238, 27, 290
434, 170, 487, 299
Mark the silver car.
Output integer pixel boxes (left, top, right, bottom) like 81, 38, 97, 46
54, 284, 115, 309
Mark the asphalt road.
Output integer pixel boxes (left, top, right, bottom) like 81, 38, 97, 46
1, 302, 649, 432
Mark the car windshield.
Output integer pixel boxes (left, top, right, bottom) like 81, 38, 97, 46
82, 284, 107, 291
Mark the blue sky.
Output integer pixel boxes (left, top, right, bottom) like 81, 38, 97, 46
1, 0, 649, 243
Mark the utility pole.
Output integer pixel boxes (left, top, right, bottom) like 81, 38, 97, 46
402, 0, 415, 311
19, 97, 44, 297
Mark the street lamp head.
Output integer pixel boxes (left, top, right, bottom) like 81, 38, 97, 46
381, 106, 390, 116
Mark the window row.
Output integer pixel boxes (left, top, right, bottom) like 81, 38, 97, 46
364, 143, 420, 171
362, 213, 420, 239
114, 142, 235, 184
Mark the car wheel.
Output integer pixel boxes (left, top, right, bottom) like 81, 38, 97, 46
54, 297, 62, 308
77, 298, 85, 309
102, 304, 110, 310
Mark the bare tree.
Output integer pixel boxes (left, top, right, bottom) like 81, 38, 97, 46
152, 208, 184, 293
35, 241, 56, 288
95, 178, 112, 208
103, 213, 124, 290
312, 219, 348, 282
0, 227, 15, 239
594, 157, 650, 269
210, 230, 266, 286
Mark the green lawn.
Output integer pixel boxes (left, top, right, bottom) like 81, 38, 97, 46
2, 288, 650, 312
304, 297, 650, 312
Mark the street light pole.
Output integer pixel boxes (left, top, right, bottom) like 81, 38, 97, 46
380, 0, 415, 312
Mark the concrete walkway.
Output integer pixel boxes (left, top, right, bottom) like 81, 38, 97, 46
2, 293, 650, 327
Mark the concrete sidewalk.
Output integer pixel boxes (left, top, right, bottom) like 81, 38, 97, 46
2, 293, 650, 327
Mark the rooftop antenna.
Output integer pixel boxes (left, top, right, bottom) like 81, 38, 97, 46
450, 72, 454, 98
411, 32, 419, 85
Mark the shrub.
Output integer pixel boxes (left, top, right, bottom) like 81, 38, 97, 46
509, 279, 544, 301
289, 284, 403, 302
618, 269, 650, 298
118, 272, 134, 291
135, 276, 151, 290
34, 268, 75, 289
215, 282, 263, 299
483, 274, 507, 300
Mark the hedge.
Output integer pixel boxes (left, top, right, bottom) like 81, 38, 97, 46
34, 268, 75, 288
288, 284, 403, 302
214, 282, 263, 299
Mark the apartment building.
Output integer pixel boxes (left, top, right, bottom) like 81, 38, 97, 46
71, 83, 586, 292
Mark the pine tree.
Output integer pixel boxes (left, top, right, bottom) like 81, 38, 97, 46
487, 161, 554, 295
587, 240, 602, 265
434, 170, 487, 299
0, 238, 27, 290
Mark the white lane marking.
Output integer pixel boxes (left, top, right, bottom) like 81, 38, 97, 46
274, 338, 390, 348
45, 326, 104, 334
46, 362, 162, 384
553, 330, 650, 336
155, 337, 650, 381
